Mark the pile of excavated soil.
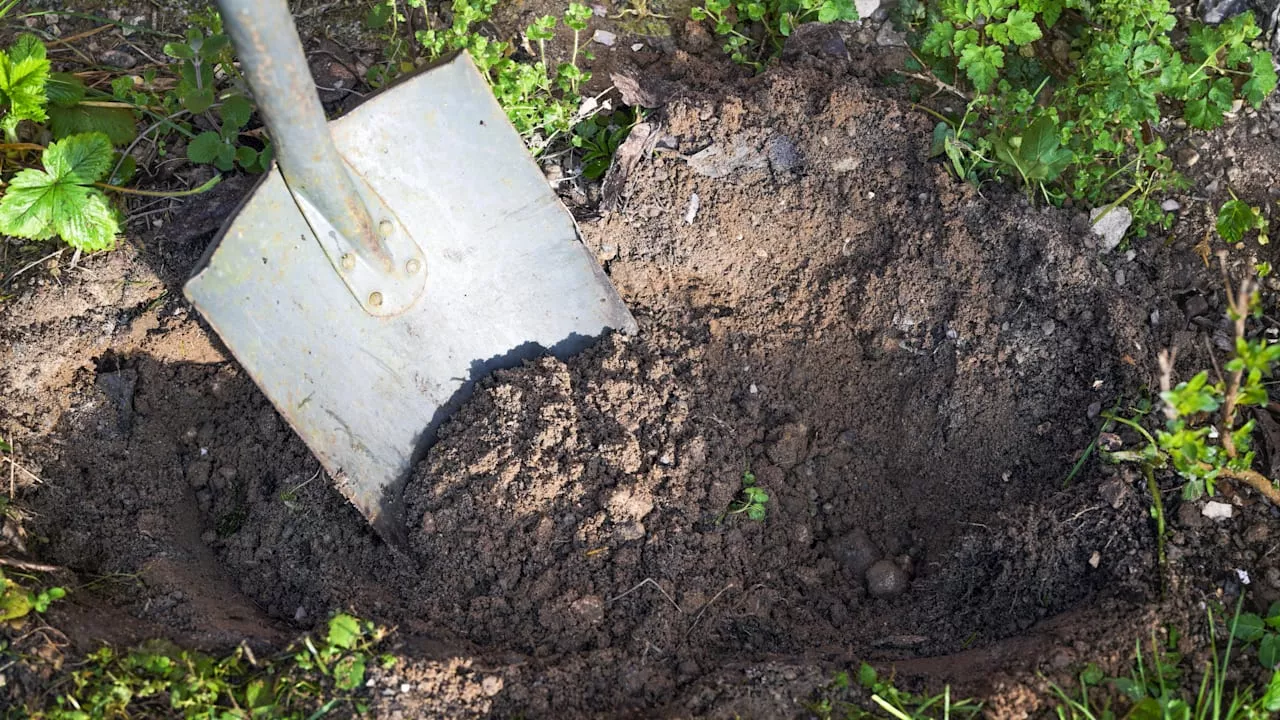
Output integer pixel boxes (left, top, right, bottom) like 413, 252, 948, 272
6, 61, 1197, 715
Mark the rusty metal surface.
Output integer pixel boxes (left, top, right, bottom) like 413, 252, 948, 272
184, 52, 637, 544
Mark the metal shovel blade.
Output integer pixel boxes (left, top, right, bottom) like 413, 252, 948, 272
184, 53, 636, 545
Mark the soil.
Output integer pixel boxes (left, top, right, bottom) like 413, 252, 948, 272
4, 2, 1280, 718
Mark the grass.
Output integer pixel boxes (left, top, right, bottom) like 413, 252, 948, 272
1050, 603, 1280, 720
805, 663, 981, 720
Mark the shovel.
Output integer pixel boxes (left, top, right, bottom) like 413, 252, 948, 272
185, 0, 636, 546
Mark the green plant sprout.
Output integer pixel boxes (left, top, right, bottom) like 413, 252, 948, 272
1229, 602, 1280, 670
1050, 603, 1280, 718
896, 0, 1278, 238
572, 107, 640, 180
0, 567, 66, 622
691, 0, 857, 69
806, 662, 981, 719
32, 613, 391, 719
728, 467, 769, 520
1102, 254, 1280, 509
1217, 193, 1270, 246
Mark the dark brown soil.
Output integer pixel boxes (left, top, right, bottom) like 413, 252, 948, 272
5, 6, 1280, 719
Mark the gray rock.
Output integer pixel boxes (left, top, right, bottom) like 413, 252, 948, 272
1178, 148, 1201, 168
1161, 199, 1182, 212
855, 0, 881, 17
875, 23, 908, 47
766, 135, 803, 173
1090, 206, 1132, 252
687, 143, 769, 179
1098, 476, 1131, 509
866, 560, 909, 599
1202, 500, 1234, 520
1184, 294, 1210, 318
592, 29, 616, 46
836, 528, 882, 578
98, 48, 137, 69
1177, 501, 1204, 528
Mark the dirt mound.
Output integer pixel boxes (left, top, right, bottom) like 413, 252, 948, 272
9, 62, 1183, 714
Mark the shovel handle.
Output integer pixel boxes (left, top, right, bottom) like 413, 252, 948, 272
215, 0, 392, 270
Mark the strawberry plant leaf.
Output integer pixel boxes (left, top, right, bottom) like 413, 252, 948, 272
327, 613, 362, 650
1244, 51, 1278, 107
1217, 199, 1263, 244
0, 35, 52, 137
48, 105, 138, 146
958, 44, 1004, 91
1232, 613, 1266, 642
45, 72, 86, 108
1262, 634, 1280, 670
0, 133, 120, 251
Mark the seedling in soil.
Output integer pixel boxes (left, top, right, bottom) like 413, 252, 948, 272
0, 567, 65, 622
1102, 259, 1280, 509
724, 466, 769, 521
571, 107, 640, 180
805, 662, 980, 719
1217, 194, 1270, 246
690, 0, 857, 69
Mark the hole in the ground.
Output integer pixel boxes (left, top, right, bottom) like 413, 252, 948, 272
21, 70, 1170, 713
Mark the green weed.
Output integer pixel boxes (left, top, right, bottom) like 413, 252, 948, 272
1217, 194, 1270, 246
726, 466, 770, 521
0, 566, 65, 622
368, 0, 599, 152
1103, 251, 1280, 507
806, 663, 981, 719
690, 0, 858, 68
1051, 605, 1280, 719
897, 0, 1278, 238
27, 613, 391, 719
572, 106, 640, 180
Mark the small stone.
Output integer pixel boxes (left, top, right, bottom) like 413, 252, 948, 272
1098, 476, 1131, 509
1090, 206, 1133, 253
855, 0, 880, 17
1184, 294, 1209, 318
875, 23, 907, 47
592, 29, 616, 46
571, 595, 606, 624
1177, 148, 1200, 168
1042, 319, 1056, 336
1161, 199, 1181, 212
98, 48, 137, 68
1089, 551, 1101, 568
684, 193, 700, 224
1177, 501, 1204, 528
482, 676, 503, 696
836, 528, 882, 578
1202, 500, 1234, 521
1087, 401, 1103, 419
1115, 269, 1126, 286
1244, 524, 1269, 544
616, 522, 646, 541
767, 422, 810, 468
766, 135, 803, 173
400, 683, 412, 693
865, 560, 909, 599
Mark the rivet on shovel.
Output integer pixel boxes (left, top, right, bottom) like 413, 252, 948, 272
341, 253, 356, 270
369, 291, 384, 307
406, 258, 422, 275
378, 220, 394, 237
